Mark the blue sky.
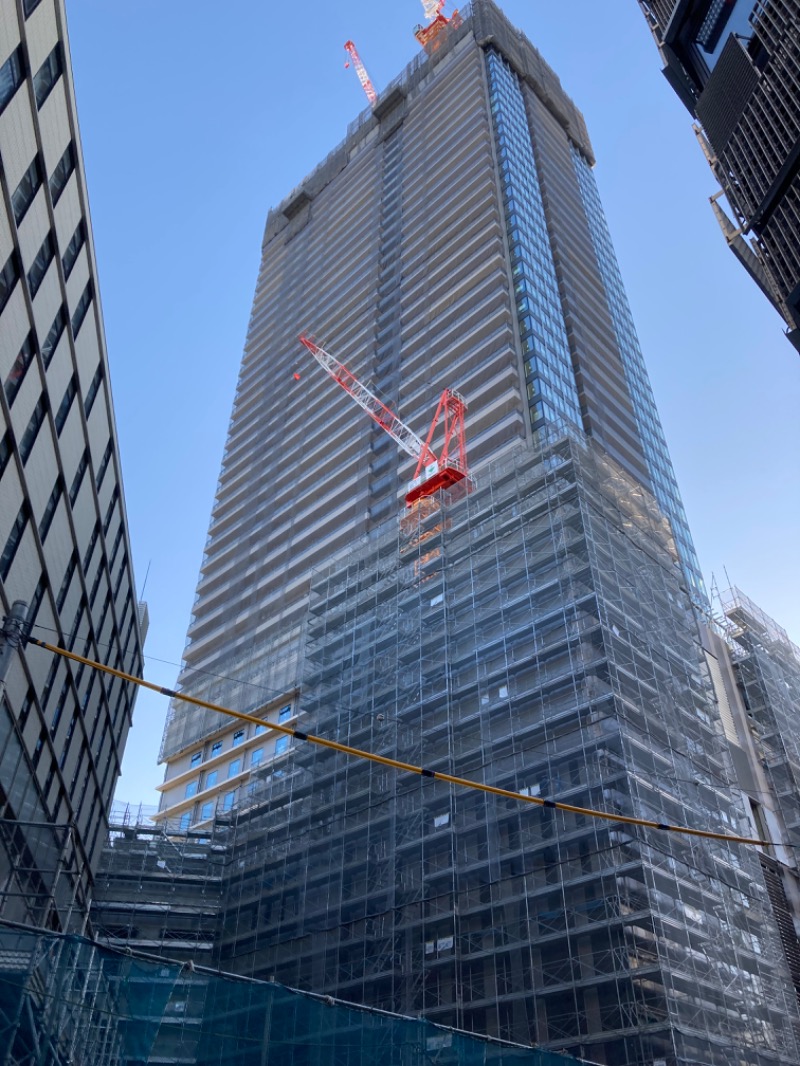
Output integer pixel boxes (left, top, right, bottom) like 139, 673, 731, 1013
63, 2, 799, 807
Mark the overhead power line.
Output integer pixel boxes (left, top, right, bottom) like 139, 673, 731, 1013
25, 634, 780, 849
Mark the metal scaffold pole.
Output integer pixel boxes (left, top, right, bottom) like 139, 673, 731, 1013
0, 600, 28, 701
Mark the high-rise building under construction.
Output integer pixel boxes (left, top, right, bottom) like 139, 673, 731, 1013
155, 2, 800, 1062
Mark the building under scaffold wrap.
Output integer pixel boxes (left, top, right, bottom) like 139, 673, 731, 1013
212, 437, 800, 1066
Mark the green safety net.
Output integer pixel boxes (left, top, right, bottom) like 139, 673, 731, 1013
0, 924, 590, 1066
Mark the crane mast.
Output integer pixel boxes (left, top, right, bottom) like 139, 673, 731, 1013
298, 335, 469, 507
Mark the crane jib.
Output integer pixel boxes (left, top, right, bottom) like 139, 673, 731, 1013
299, 333, 470, 506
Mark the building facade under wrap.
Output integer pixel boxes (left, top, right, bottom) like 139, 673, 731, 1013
150, 2, 800, 1063
217, 438, 800, 1065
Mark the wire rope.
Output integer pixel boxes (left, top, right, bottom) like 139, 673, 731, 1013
25, 635, 781, 849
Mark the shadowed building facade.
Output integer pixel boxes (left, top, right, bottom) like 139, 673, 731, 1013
639, 0, 800, 352
0, 0, 143, 929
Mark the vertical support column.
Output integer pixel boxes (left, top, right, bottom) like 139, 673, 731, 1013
0, 600, 29, 701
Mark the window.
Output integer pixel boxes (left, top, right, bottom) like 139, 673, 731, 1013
232, 729, 245, 746
54, 375, 76, 434
82, 522, 99, 571
275, 735, 289, 756
50, 681, 68, 733
19, 397, 46, 464
228, 759, 241, 778
88, 561, 102, 608
190, 751, 202, 768
211, 741, 222, 757
49, 143, 75, 205
38, 478, 63, 541
23, 0, 44, 15
179, 812, 191, 830
28, 575, 47, 627
0, 250, 20, 316
102, 485, 119, 534
41, 306, 67, 368
83, 364, 103, 417
4, 334, 36, 406
59, 711, 77, 770
41, 660, 60, 710
0, 46, 24, 116
251, 748, 264, 768
108, 524, 123, 568
184, 779, 198, 799
95, 440, 113, 489
31, 728, 46, 768
0, 503, 29, 580
56, 553, 77, 611
16, 689, 33, 735
200, 801, 214, 820
254, 724, 265, 735
96, 589, 112, 635
205, 769, 218, 788
12, 156, 43, 225
69, 450, 88, 505
33, 44, 63, 108
0, 433, 10, 481
222, 792, 235, 812
70, 281, 93, 337
27, 232, 55, 297
279, 704, 292, 723
61, 220, 86, 279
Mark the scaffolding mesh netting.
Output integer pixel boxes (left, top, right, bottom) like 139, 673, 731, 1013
0, 924, 589, 1066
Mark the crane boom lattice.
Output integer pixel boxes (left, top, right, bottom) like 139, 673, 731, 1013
299, 335, 431, 463
344, 40, 377, 105
299, 335, 470, 507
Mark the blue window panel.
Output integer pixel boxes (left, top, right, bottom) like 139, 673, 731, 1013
275, 736, 289, 756
571, 146, 707, 607
485, 50, 581, 439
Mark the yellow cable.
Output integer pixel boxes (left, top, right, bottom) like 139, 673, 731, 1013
26, 636, 774, 848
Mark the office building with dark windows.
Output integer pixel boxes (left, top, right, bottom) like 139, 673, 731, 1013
639, 0, 800, 352
0, 0, 143, 931
146, 2, 800, 1063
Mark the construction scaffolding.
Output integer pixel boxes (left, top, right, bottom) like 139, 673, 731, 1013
0, 921, 591, 1066
91, 818, 229, 963
721, 587, 800, 849
159, 632, 300, 763
214, 436, 800, 1066
0, 820, 84, 934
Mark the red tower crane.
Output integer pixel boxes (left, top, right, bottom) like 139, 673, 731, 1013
299, 335, 469, 507
414, 0, 461, 50
344, 40, 377, 105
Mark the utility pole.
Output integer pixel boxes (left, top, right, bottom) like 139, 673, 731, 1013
0, 599, 28, 702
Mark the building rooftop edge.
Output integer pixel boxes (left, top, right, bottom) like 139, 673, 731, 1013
265, 0, 594, 245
